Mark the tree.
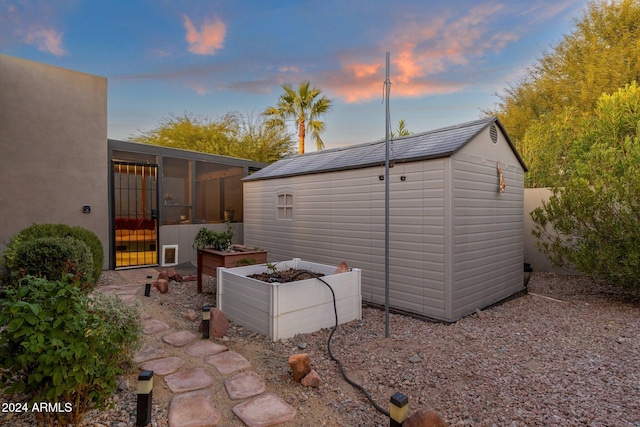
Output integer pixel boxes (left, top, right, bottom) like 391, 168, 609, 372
130, 112, 295, 163
531, 82, 640, 292
487, 0, 640, 187
390, 119, 412, 138
263, 81, 333, 154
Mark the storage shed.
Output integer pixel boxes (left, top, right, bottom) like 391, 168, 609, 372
243, 117, 527, 322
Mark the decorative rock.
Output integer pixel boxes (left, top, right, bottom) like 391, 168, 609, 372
301, 369, 323, 387
182, 309, 197, 322
166, 267, 177, 278
403, 408, 448, 427
173, 273, 183, 282
154, 279, 169, 294
297, 342, 308, 350
182, 275, 198, 282
158, 271, 168, 280
288, 353, 312, 382
210, 308, 229, 338
334, 261, 349, 274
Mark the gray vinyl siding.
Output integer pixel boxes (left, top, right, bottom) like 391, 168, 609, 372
450, 154, 525, 319
243, 160, 447, 319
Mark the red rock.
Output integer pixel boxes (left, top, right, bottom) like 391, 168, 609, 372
301, 369, 322, 387
288, 353, 312, 382
173, 273, 183, 282
182, 275, 197, 282
156, 279, 169, 294
210, 308, 229, 338
334, 261, 349, 274
402, 409, 448, 427
183, 309, 197, 322
158, 271, 168, 280
166, 268, 177, 278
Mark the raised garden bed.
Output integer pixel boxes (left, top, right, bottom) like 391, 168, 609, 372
196, 245, 268, 293
217, 259, 362, 341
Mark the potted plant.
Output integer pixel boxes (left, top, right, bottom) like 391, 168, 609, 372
193, 222, 234, 252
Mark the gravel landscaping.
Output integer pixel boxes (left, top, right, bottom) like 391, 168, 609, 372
4, 270, 639, 426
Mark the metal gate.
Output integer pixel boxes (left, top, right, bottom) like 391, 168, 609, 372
112, 162, 159, 268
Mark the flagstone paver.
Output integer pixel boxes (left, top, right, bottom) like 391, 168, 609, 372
204, 351, 251, 375
134, 343, 168, 363
232, 393, 297, 427
105, 268, 297, 425
142, 319, 170, 335
162, 330, 198, 347
141, 356, 185, 376
185, 340, 228, 358
168, 388, 221, 427
164, 367, 214, 393
224, 371, 266, 401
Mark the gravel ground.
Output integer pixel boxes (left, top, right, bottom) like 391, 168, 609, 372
3, 271, 640, 426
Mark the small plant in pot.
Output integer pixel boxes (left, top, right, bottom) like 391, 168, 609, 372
193, 222, 234, 251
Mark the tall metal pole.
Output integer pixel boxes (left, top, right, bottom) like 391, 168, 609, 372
384, 52, 390, 338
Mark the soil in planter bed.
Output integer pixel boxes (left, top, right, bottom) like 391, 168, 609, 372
248, 268, 324, 283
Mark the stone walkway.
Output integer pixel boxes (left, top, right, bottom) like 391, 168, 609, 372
99, 267, 296, 427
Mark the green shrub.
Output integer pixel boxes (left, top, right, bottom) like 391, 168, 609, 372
2, 223, 104, 283
13, 236, 94, 291
192, 221, 234, 251
0, 276, 141, 425
531, 83, 640, 292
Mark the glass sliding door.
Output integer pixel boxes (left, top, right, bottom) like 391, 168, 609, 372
112, 162, 159, 268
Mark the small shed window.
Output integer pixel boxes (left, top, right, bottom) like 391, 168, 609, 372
277, 194, 293, 220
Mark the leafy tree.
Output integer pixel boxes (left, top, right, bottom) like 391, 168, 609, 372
487, 0, 640, 187
263, 81, 333, 154
391, 119, 412, 138
531, 82, 640, 292
131, 112, 295, 163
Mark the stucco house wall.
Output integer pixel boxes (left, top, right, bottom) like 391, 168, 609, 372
0, 55, 109, 268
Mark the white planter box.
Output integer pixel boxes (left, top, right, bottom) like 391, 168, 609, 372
217, 258, 362, 341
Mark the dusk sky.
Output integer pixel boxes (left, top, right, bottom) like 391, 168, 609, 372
2, 0, 588, 151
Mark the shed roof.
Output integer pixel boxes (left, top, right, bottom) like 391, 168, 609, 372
244, 117, 526, 181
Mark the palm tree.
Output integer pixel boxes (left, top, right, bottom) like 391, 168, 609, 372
263, 81, 332, 154
390, 119, 412, 138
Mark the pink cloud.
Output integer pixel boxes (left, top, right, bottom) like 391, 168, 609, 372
25, 27, 67, 56
183, 15, 226, 55
330, 4, 519, 103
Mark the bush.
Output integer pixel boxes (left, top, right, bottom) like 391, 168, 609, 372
192, 221, 234, 251
2, 223, 104, 284
0, 276, 141, 425
12, 236, 94, 291
531, 83, 640, 292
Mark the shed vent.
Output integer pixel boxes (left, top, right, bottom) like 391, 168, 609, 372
490, 124, 498, 144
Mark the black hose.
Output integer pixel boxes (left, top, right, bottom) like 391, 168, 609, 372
314, 275, 390, 418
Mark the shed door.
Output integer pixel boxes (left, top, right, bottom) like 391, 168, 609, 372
112, 162, 159, 268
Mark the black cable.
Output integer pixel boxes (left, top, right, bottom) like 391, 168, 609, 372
314, 275, 390, 418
